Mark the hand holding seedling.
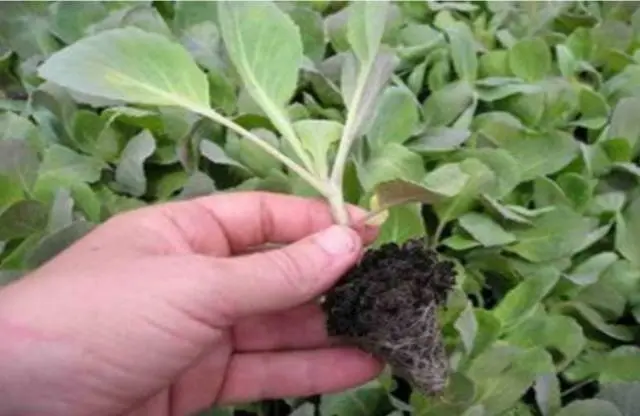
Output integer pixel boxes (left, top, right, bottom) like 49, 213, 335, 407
0, 192, 382, 416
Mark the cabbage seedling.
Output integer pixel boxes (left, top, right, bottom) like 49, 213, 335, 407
36, 0, 456, 395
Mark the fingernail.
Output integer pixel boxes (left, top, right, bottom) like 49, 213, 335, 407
316, 225, 358, 255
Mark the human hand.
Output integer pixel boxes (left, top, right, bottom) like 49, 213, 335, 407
0, 192, 382, 416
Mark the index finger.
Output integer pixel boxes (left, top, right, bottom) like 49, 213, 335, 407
127, 191, 379, 256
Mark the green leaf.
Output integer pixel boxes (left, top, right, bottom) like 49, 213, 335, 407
508, 37, 552, 82
560, 301, 634, 342
566, 252, 619, 286
36, 145, 105, 186
0, 139, 39, 192
615, 195, 640, 266
346, 0, 389, 64
599, 346, 640, 383
445, 22, 478, 81
367, 86, 420, 149
534, 373, 562, 416
406, 128, 470, 153
114, 130, 156, 197
597, 382, 640, 416
293, 119, 343, 179
423, 81, 475, 128
457, 148, 521, 199
217, 0, 305, 158
454, 301, 478, 353
506, 206, 593, 263
609, 97, 640, 157
357, 143, 426, 192
434, 158, 495, 232
492, 268, 559, 332
320, 380, 390, 416
287, 7, 325, 63
38, 27, 209, 109
556, 399, 622, 416
497, 130, 579, 182
374, 204, 425, 247
458, 212, 516, 247
199, 140, 248, 172
0, 200, 48, 241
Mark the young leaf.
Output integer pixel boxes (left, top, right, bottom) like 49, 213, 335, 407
367, 86, 420, 149
566, 252, 619, 286
492, 269, 559, 332
445, 22, 478, 81
497, 130, 579, 182
346, 0, 389, 64
0, 200, 48, 241
357, 143, 426, 192
506, 206, 593, 263
38, 27, 209, 109
458, 212, 517, 247
508, 37, 552, 82
292, 119, 343, 178
555, 400, 622, 416
114, 130, 156, 197
615, 195, 640, 266
217, 1, 304, 149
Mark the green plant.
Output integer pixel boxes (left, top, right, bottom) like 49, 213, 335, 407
2, 1, 640, 415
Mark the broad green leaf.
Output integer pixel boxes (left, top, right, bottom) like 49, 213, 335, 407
320, 380, 390, 416
346, 0, 389, 64
454, 301, 478, 353
597, 382, 640, 416
341, 50, 399, 141
47, 189, 75, 234
560, 301, 634, 342
555, 399, 622, 416
505, 312, 586, 369
534, 373, 562, 416
458, 212, 516, 247
434, 158, 495, 233
423, 81, 475, 128
38, 27, 209, 109
287, 7, 325, 63
177, 21, 223, 73
598, 346, 640, 383
566, 252, 619, 286
497, 130, 579, 182
217, 1, 304, 156
506, 207, 593, 263
36, 145, 105, 186
445, 22, 478, 81
293, 119, 343, 179
49, 1, 109, 44
407, 128, 470, 153
0, 139, 39, 192
508, 37, 552, 82
492, 268, 559, 331
457, 148, 521, 199
609, 97, 640, 157
357, 143, 426, 191
474, 77, 542, 102
199, 140, 248, 172
367, 86, 420, 149
114, 130, 156, 197
615, 195, 640, 266
0, 200, 48, 241
374, 204, 425, 247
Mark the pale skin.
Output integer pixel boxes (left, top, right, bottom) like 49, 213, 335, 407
0, 192, 383, 416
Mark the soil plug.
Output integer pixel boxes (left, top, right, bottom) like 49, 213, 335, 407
322, 238, 455, 395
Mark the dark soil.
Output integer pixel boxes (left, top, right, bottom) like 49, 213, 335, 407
322, 238, 456, 396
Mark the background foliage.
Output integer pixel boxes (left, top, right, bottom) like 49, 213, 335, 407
1, 1, 640, 415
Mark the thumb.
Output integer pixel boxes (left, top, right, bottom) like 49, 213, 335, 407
212, 225, 362, 319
